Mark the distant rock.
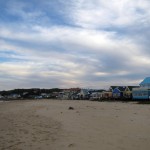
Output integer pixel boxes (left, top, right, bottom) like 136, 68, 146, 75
68, 106, 74, 110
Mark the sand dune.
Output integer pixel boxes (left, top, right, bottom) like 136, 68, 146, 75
0, 100, 150, 150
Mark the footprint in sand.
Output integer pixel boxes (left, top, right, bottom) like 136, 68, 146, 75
68, 143, 76, 147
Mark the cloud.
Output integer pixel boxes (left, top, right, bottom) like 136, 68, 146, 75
69, 0, 150, 29
0, 0, 150, 90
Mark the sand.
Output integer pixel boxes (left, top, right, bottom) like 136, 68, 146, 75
0, 100, 150, 150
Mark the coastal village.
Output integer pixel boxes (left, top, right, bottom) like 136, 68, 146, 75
0, 77, 150, 101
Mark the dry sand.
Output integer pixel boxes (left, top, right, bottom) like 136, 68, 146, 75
0, 100, 150, 150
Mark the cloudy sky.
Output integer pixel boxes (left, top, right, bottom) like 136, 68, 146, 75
0, 0, 150, 90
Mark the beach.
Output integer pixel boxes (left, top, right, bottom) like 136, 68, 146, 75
0, 100, 150, 150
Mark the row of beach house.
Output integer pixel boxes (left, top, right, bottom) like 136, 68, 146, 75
58, 77, 150, 100
0, 77, 150, 100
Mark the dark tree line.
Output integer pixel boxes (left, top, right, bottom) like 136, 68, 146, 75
0, 88, 62, 97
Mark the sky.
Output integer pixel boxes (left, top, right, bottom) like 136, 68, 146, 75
0, 0, 150, 90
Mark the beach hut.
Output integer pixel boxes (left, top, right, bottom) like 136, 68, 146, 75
101, 91, 112, 99
124, 86, 139, 99
112, 86, 127, 99
89, 90, 105, 100
78, 89, 90, 100
132, 77, 150, 100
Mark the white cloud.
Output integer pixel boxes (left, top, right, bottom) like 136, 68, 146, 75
0, 0, 150, 90
68, 0, 150, 29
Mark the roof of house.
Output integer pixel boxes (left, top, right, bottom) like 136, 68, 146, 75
140, 77, 150, 86
117, 86, 127, 91
110, 86, 118, 90
111, 86, 127, 92
112, 86, 140, 91
127, 86, 140, 91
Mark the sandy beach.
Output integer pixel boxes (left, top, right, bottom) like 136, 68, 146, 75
0, 100, 150, 150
